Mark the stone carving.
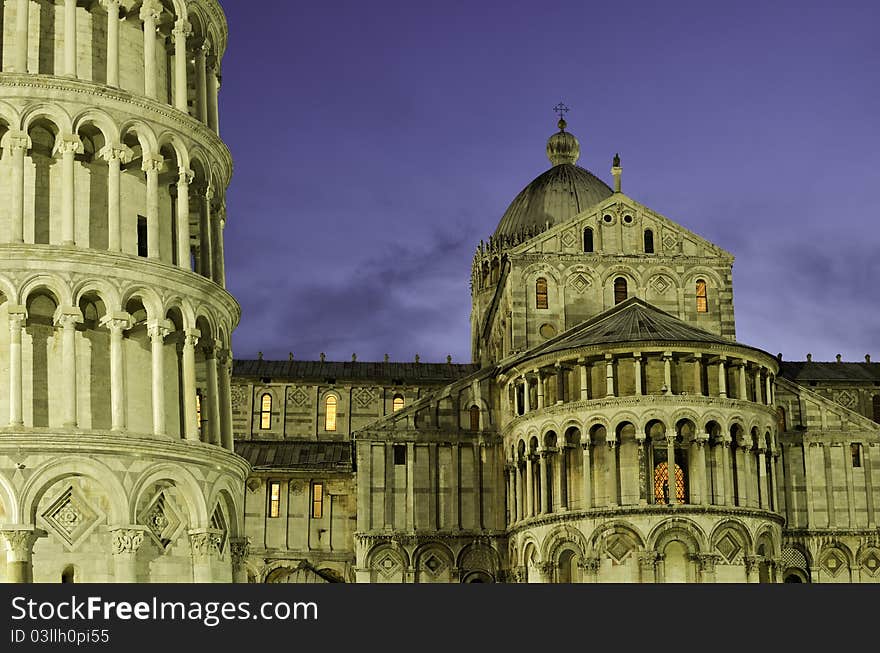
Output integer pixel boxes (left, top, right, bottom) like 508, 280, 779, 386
41, 486, 103, 550
0, 530, 41, 560
138, 491, 185, 551
111, 529, 145, 555
230, 538, 252, 568
569, 273, 591, 294
649, 274, 672, 295
190, 531, 223, 560
230, 385, 247, 411
353, 387, 375, 409
560, 230, 577, 248
286, 386, 310, 408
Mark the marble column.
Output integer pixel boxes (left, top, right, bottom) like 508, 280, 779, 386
757, 446, 768, 509
207, 57, 220, 133
579, 359, 589, 400
215, 210, 228, 287
718, 358, 727, 398
190, 529, 222, 583
582, 440, 593, 509
663, 352, 673, 395
738, 363, 748, 401
196, 44, 209, 124
101, 0, 120, 86
56, 135, 82, 246
536, 371, 544, 409
176, 168, 194, 270
143, 156, 163, 259
100, 144, 132, 252
110, 527, 146, 583
525, 454, 534, 518
0, 528, 46, 584
693, 434, 709, 505
514, 461, 523, 522
539, 451, 549, 514
230, 538, 251, 584
63, 0, 78, 77
606, 439, 619, 506
172, 19, 192, 112
605, 354, 615, 397
522, 376, 530, 412
140, 0, 162, 100
102, 313, 131, 432
148, 321, 170, 436
56, 309, 82, 428
201, 186, 215, 279
7, 308, 26, 426
692, 354, 703, 395
203, 344, 223, 446
217, 349, 234, 451
666, 435, 677, 505
634, 354, 643, 395
555, 364, 565, 404
7, 131, 30, 244
182, 329, 200, 441
14, 0, 29, 73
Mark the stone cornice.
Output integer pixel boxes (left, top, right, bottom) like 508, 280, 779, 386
507, 504, 785, 534
0, 74, 232, 189
0, 430, 251, 480
354, 530, 507, 542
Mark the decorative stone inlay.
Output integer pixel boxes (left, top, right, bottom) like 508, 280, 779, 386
353, 387, 375, 409
230, 385, 247, 411
374, 551, 402, 576
715, 533, 742, 562
210, 505, 229, 555
649, 274, 672, 295
663, 233, 678, 251
605, 536, 632, 563
835, 390, 856, 409
560, 230, 577, 248
423, 554, 446, 574
41, 486, 104, 550
823, 551, 845, 576
287, 386, 310, 408
862, 552, 880, 574
138, 491, 185, 551
569, 274, 591, 294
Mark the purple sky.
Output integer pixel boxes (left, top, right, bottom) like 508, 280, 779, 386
217, 0, 880, 365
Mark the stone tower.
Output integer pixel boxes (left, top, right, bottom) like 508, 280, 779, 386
0, 0, 247, 583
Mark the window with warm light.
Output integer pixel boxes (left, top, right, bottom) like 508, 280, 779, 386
614, 277, 627, 305
654, 462, 686, 504
392, 394, 405, 412
325, 395, 337, 431
312, 483, 323, 518
536, 278, 548, 309
696, 279, 708, 313
260, 393, 272, 429
268, 481, 281, 518
196, 392, 203, 435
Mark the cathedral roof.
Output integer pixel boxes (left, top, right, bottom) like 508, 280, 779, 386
778, 361, 880, 383
233, 359, 479, 383
235, 441, 352, 472
493, 119, 613, 240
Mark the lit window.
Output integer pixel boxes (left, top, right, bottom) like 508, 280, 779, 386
644, 229, 654, 254
312, 483, 323, 518
614, 277, 628, 305
325, 395, 337, 431
536, 278, 549, 309
696, 279, 708, 313
583, 227, 594, 252
653, 462, 686, 505
268, 481, 281, 518
196, 392, 202, 434
260, 393, 272, 430
470, 405, 480, 431
852, 443, 862, 468
392, 394, 405, 412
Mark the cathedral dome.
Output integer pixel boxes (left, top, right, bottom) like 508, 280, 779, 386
493, 119, 613, 240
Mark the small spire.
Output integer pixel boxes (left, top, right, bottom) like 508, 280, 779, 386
414, 354, 420, 364
257, 351, 263, 361
777, 353, 783, 361
447, 355, 452, 364
836, 354, 842, 363
546, 103, 580, 166
611, 152, 622, 193
320, 352, 326, 362
866, 354, 872, 363
806, 353, 812, 362
384, 353, 390, 363
352, 353, 357, 362
288, 352, 294, 361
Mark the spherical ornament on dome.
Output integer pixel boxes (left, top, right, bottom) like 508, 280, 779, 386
546, 120, 580, 166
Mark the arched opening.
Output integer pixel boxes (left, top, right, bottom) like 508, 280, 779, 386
583, 227, 594, 252
535, 278, 548, 310
557, 549, 577, 583
25, 290, 59, 428
260, 393, 272, 429
325, 395, 338, 431
730, 424, 745, 506
76, 123, 109, 250
164, 305, 185, 439
119, 128, 151, 257
644, 229, 654, 254
614, 277, 627, 305
159, 142, 182, 266
195, 315, 216, 444
469, 405, 480, 431
564, 426, 582, 508
696, 279, 708, 313
392, 394, 405, 412
26, 118, 61, 245
78, 291, 110, 430
705, 420, 723, 504
663, 541, 689, 583
61, 565, 76, 584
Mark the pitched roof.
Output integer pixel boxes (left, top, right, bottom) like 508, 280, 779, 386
524, 297, 734, 361
779, 361, 880, 383
233, 359, 479, 384
235, 441, 353, 471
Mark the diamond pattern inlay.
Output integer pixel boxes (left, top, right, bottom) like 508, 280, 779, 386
353, 387, 375, 409
606, 536, 632, 563
561, 230, 577, 248
570, 274, 591, 294
649, 275, 672, 295
715, 534, 742, 562
824, 551, 844, 576
41, 486, 103, 550
138, 491, 185, 551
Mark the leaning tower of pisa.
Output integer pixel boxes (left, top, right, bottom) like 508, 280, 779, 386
0, 0, 247, 583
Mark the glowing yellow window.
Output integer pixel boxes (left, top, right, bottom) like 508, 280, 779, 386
696, 279, 708, 313
393, 394, 405, 412
312, 483, 323, 518
325, 395, 337, 431
536, 278, 549, 309
260, 393, 272, 430
268, 481, 281, 518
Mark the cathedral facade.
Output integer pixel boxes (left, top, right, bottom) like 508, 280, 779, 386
0, 1, 878, 584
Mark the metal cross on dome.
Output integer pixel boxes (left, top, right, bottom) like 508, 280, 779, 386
553, 102, 570, 120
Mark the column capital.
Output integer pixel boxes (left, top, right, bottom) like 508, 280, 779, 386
53, 133, 84, 156
109, 526, 147, 555
743, 554, 762, 573
216, 348, 232, 366
141, 154, 164, 174
2, 130, 31, 151
99, 143, 133, 164
172, 18, 192, 38
99, 0, 120, 11
230, 537, 251, 569
139, 0, 163, 23
0, 527, 47, 561
694, 433, 710, 446
665, 434, 677, 446
606, 436, 618, 449
577, 557, 601, 573
6, 305, 27, 324
183, 328, 202, 347
178, 167, 195, 185
53, 307, 83, 329
146, 319, 172, 340
189, 528, 223, 561
691, 552, 722, 572
638, 550, 660, 569
100, 312, 132, 333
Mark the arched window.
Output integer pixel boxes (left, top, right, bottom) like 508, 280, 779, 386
260, 393, 272, 430
61, 565, 75, 584
653, 462, 686, 504
614, 277, 628, 305
325, 395, 338, 431
392, 394, 405, 412
644, 229, 654, 254
583, 227, 594, 252
873, 395, 880, 423
696, 279, 708, 313
470, 405, 481, 431
535, 278, 549, 309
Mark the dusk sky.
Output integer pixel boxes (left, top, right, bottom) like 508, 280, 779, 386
217, 0, 880, 365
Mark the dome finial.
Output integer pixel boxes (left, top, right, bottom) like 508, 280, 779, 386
547, 102, 580, 166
